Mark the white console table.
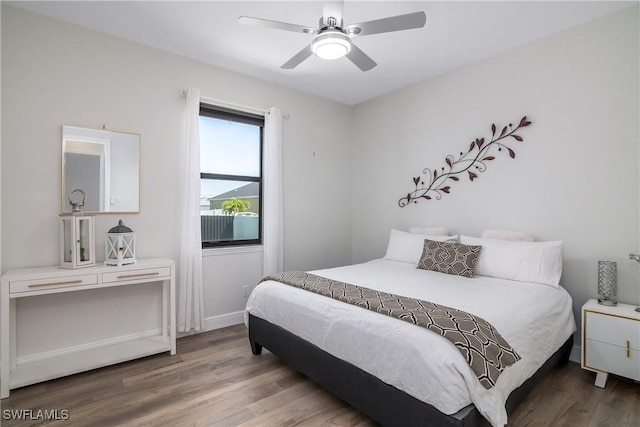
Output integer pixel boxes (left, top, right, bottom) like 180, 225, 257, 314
1, 257, 176, 398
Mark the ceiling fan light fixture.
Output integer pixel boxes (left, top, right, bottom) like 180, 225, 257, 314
311, 31, 351, 60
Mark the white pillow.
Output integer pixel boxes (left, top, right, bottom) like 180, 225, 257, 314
409, 226, 449, 236
481, 229, 535, 242
384, 229, 458, 265
459, 235, 562, 287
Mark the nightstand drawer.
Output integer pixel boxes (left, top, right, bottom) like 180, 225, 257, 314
101, 267, 171, 283
10, 274, 98, 294
585, 339, 640, 381
585, 310, 639, 350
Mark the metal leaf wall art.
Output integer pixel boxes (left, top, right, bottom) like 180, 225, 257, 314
398, 116, 532, 207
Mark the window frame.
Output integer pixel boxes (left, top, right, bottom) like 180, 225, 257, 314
199, 103, 264, 248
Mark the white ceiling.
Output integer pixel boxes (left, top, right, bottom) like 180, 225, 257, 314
8, 1, 637, 105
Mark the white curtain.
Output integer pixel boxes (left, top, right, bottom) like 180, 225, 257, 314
262, 107, 284, 276
178, 87, 205, 332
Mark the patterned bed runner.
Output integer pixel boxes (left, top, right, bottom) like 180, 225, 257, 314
263, 271, 521, 389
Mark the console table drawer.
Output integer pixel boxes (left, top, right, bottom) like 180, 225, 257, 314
10, 274, 98, 294
102, 267, 171, 283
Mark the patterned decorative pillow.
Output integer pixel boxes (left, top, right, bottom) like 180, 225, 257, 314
417, 239, 482, 278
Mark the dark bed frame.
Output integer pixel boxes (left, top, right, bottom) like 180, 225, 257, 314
249, 314, 573, 427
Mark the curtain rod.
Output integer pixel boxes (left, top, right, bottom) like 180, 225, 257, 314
180, 90, 288, 118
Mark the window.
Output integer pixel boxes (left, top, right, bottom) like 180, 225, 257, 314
199, 104, 264, 247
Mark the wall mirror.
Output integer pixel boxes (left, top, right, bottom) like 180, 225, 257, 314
62, 125, 140, 213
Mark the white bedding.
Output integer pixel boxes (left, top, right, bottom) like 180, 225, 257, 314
245, 259, 576, 427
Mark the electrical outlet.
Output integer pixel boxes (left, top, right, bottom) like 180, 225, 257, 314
242, 285, 249, 297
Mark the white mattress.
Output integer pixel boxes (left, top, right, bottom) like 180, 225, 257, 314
245, 259, 576, 427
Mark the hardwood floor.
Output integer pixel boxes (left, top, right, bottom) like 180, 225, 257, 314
1, 325, 638, 426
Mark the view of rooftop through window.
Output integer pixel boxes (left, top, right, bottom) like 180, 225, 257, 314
199, 106, 263, 247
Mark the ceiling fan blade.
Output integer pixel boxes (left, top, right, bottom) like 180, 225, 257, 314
345, 11, 426, 37
281, 44, 314, 69
346, 43, 377, 72
238, 16, 317, 34
322, 1, 345, 27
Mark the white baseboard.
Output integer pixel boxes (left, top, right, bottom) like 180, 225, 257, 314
204, 310, 245, 331
569, 344, 581, 364
177, 310, 245, 338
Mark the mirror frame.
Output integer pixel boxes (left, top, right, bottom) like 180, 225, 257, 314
61, 125, 140, 214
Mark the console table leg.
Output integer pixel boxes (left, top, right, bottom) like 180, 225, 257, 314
1, 281, 10, 398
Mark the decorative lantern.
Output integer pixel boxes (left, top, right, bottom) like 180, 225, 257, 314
60, 189, 96, 269
105, 220, 136, 266
597, 261, 617, 306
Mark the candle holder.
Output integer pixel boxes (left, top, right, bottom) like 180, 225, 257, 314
59, 189, 96, 269
105, 220, 136, 267
597, 261, 617, 306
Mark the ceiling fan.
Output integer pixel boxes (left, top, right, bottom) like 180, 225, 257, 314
238, 1, 426, 72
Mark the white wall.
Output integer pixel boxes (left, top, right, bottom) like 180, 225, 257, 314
351, 7, 640, 340
2, 4, 638, 363
1, 5, 353, 357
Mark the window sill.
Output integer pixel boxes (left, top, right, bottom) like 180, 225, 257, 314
202, 245, 263, 257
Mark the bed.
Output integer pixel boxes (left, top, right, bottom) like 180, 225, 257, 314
245, 230, 577, 427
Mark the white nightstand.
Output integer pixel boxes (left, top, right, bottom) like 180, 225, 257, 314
581, 299, 640, 388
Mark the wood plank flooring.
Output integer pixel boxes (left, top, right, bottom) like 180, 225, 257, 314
1, 324, 638, 426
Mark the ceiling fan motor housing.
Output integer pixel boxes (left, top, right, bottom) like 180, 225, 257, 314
320, 16, 343, 29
